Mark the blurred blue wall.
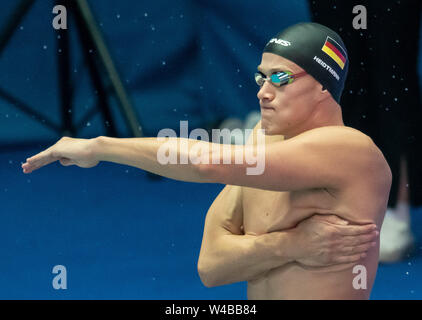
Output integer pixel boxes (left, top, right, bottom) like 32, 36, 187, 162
0, 0, 310, 146
0, 1, 420, 147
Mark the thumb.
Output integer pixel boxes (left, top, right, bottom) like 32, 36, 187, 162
59, 157, 73, 166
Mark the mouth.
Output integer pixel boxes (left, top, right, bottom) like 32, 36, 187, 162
260, 105, 275, 111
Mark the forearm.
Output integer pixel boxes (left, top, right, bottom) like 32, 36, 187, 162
198, 230, 295, 287
93, 136, 215, 183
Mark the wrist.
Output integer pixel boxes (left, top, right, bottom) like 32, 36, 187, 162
281, 229, 300, 262
91, 136, 106, 162
256, 231, 296, 265
276, 230, 298, 263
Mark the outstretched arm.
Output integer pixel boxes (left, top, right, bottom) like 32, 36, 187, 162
21, 126, 377, 195
22, 136, 211, 182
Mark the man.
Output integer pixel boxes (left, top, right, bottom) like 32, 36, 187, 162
21, 23, 389, 299
198, 23, 391, 299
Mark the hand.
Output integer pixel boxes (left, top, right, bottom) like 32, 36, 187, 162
21, 136, 99, 173
290, 214, 379, 267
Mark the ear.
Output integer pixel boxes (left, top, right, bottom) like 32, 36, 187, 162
317, 85, 331, 103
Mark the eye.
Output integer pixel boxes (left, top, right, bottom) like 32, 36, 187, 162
271, 72, 290, 85
270, 73, 282, 84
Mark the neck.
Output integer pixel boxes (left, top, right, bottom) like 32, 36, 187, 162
284, 101, 344, 140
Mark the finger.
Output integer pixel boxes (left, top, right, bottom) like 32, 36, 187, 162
335, 223, 378, 236
315, 214, 349, 225
340, 242, 377, 255
342, 231, 379, 246
334, 253, 367, 264
59, 157, 73, 166
23, 148, 58, 172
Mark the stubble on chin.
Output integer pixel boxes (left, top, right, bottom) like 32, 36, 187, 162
260, 120, 276, 135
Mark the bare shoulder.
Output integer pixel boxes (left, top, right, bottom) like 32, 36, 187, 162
322, 126, 390, 167
298, 126, 392, 182
298, 125, 377, 152
299, 125, 371, 144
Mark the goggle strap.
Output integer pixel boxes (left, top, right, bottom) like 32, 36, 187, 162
284, 71, 294, 84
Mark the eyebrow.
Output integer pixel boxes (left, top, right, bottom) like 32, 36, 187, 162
257, 66, 294, 74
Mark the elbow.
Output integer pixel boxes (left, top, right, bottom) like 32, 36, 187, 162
197, 258, 220, 288
198, 273, 217, 288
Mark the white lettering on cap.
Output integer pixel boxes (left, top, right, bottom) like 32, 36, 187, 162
268, 38, 291, 46
313, 55, 340, 81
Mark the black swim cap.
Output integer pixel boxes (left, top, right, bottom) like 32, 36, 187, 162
263, 22, 349, 103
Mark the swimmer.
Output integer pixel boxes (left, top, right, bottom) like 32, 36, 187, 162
21, 22, 390, 299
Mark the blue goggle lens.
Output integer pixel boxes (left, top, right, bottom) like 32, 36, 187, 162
255, 71, 292, 87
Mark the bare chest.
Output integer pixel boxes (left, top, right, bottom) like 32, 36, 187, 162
242, 187, 337, 235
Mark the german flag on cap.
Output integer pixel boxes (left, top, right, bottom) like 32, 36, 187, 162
321, 36, 347, 70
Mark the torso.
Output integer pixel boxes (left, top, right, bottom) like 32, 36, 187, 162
242, 127, 391, 300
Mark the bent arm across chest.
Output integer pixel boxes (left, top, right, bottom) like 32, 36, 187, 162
197, 184, 296, 287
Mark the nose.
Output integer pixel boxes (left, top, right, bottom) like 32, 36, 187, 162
257, 81, 275, 102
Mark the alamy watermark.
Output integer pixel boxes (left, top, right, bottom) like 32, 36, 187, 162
52, 5, 67, 30
156, 121, 266, 175
352, 265, 367, 290
52, 265, 67, 290
352, 5, 367, 30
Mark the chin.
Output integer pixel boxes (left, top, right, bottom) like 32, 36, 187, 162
260, 120, 283, 136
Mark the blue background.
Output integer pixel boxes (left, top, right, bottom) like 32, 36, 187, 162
0, 0, 421, 299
